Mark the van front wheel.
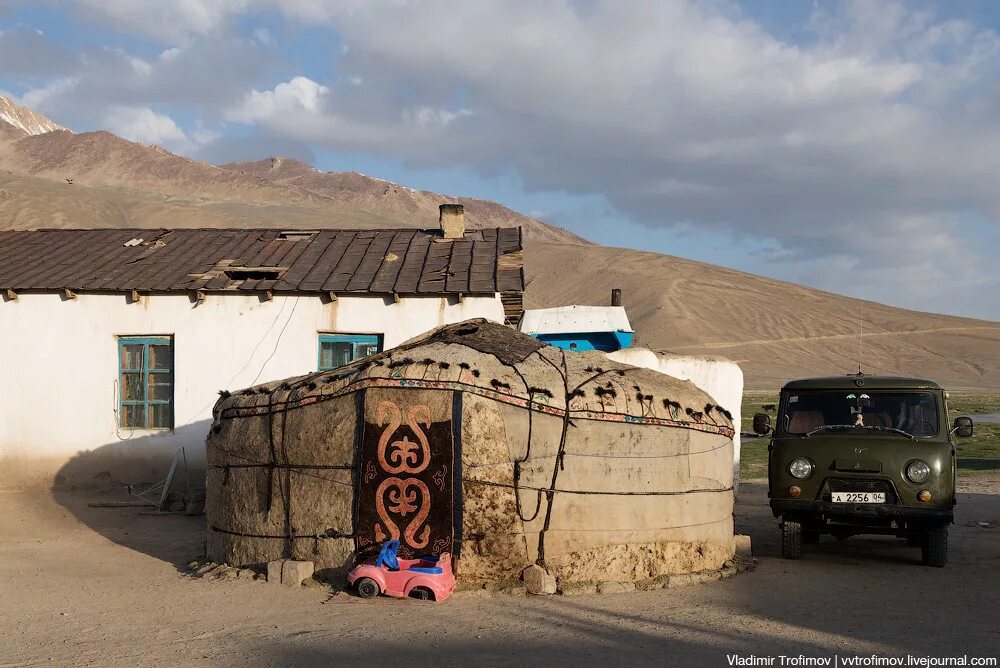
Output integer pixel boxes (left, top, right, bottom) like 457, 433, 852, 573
922, 525, 948, 568
781, 520, 803, 559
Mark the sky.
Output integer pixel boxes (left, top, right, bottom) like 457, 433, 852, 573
1, 0, 999, 320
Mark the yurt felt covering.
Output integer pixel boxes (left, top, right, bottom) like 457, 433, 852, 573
206, 320, 736, 583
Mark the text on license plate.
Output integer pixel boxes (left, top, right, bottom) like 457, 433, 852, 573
832, 492, 886, 503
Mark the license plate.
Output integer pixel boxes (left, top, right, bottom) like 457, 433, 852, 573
832, 492, 886, 503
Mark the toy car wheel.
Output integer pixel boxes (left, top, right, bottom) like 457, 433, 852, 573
781, 520, 803, 559
921, 525, 948, 568
356, 577, 380, 599
410, 586, 433, 601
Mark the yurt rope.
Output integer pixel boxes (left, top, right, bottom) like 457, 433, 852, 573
465, 478, 733, 496
534, 348, 572, 566
210, 325, 737, 558
463, 438, 731, 464
509, 365, 543, 524
280, 384, 295, 557
264, 389, 278, 517
210, 525, 353, 540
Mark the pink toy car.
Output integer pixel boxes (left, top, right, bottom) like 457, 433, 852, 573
347, 540, 456, 602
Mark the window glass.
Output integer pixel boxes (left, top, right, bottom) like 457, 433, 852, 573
121, 345, 144, 370
122, 373, 144, 401
119, 337, 173, 430
149, 345, 172, 370
357, 343, 381, 358
320, 342, 354, 370
123, 404, 145, 429
149, 403, 172, 429
148, 374, 172, 401
318, 334, 383, 371
782, 391, 939, 437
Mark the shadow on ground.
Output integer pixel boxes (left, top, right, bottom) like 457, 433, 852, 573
50, 420, 212, 570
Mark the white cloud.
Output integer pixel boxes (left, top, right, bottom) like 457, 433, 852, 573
401, 106, 472, 129
103, 106, 194, 152
20, 78, 80, 111
76, 0, 251, 42
252, 27, 274, 46
11, 36, 273, 136
216, 0, 999, 316
9, 0, 1000, 316
226, 76, 329, 123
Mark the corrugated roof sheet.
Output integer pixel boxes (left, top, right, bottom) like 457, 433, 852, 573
0, 228, 524, 295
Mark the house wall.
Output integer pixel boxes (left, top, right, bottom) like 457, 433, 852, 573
606, 348, 745, 488
534, 330, 634, 352
0, 292, 503, 487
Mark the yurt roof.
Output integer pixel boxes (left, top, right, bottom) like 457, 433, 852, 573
215, 320, 735, 439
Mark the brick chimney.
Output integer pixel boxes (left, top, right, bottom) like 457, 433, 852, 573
439, 203, 465, 239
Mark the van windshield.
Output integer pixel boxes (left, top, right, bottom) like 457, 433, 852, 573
781, 391, 939, 437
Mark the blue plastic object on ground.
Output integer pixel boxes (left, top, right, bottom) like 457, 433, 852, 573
373, 540, 443, 573
376, 539, 400, 570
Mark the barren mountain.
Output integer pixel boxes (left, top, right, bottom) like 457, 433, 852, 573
0, 97, 66, 136
224, 157, 585, 244
0, 96, 580, 243
526, 243, 1000, 389
0, 99, 997, 388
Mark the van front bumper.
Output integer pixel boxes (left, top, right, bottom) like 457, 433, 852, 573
770, 499, 953, 523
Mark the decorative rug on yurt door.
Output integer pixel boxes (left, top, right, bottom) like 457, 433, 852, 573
355, 388, 461, 561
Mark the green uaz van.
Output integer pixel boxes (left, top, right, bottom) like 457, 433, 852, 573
754, 375, 973, 567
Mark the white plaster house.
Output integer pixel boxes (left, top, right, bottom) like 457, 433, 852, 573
0, 206, 524, 485
520, 295, 744, 485
607, 348, 744, 487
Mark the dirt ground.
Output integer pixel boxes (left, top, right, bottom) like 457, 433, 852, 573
2, 478, 998, 668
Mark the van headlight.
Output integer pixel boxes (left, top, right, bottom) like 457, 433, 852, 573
906, 460, 931, 484
789, 458, 814, 479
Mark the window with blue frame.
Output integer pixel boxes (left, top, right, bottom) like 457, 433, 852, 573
119, 336, 174, 429
318, 333, 383, 371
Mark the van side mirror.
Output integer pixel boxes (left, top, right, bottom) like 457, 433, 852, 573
753, 413, 772, 435
953, 416, 973, 438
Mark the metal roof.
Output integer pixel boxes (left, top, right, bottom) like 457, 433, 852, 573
0, 228, 524, 296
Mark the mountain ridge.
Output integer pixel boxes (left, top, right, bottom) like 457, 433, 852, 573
0, 97, 997, 388
0, 96, 66, 136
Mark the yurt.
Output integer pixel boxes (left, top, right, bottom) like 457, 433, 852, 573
206, 320, 736, 584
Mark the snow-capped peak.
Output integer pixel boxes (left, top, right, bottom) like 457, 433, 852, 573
0, 95, 68, 136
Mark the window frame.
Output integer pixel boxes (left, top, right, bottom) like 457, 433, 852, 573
118, 335, 174, 431
317, 333, 383, 371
